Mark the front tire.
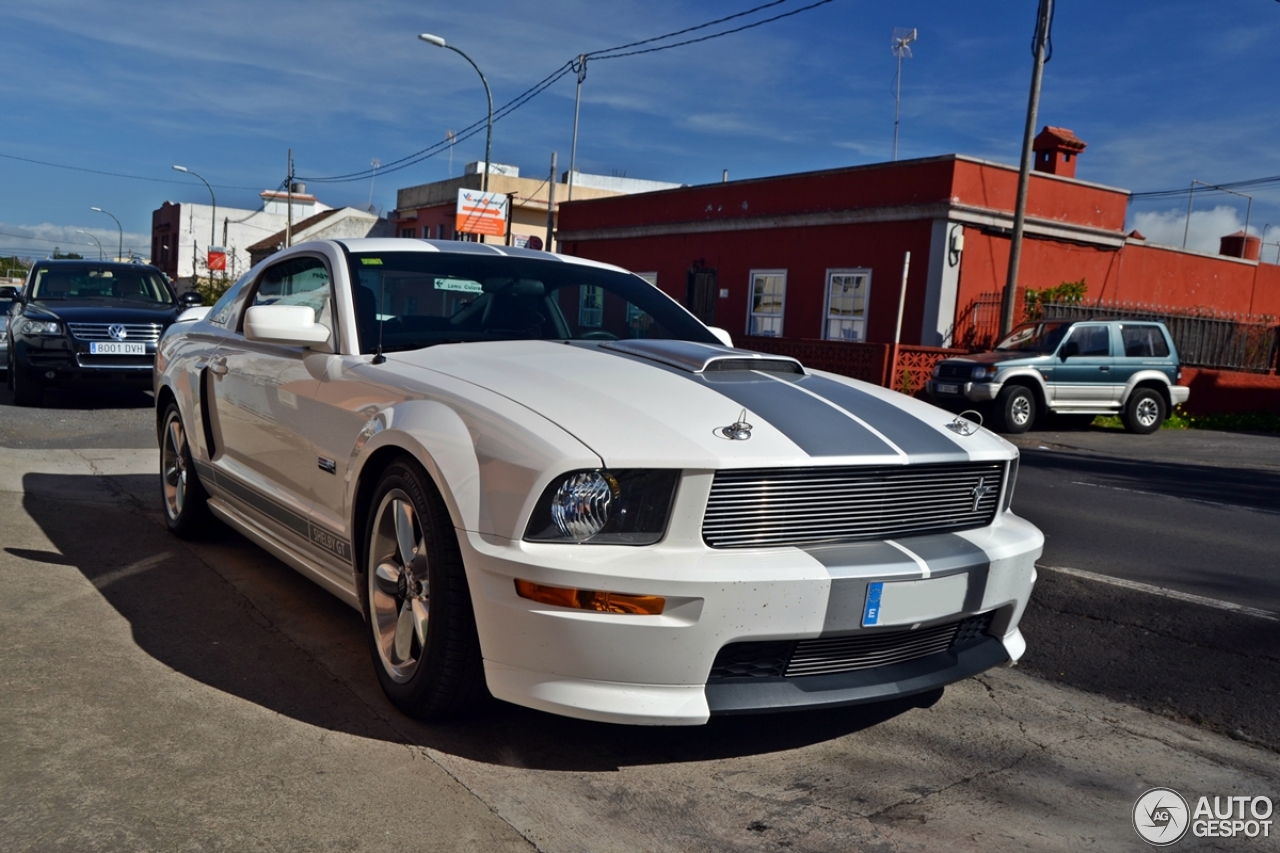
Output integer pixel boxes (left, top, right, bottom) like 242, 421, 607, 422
996, 385, 1036, 434
1123, 388, 1166, 434
160, 401, 212, 537
362, 458, 486, 719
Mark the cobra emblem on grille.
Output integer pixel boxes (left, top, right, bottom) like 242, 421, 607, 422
108, 324, 128, 341
970, 477, 991, 512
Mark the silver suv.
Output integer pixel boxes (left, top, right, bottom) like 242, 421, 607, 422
927, 319, 1189, 434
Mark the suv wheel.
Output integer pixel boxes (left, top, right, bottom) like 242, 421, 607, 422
996, 385, 1036, 434
1123, 388, 1166, 434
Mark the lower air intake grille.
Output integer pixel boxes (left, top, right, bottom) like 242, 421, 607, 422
708, 612, 995, 680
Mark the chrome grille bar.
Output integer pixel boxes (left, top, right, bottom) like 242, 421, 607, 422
785, 622, 959, 676
703, 462, 1005, 548
67, 323, 163, 342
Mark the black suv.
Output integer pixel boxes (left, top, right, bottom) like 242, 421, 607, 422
6, 260, 201, 406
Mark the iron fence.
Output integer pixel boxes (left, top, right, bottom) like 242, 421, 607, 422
1040, 301, 1279, 373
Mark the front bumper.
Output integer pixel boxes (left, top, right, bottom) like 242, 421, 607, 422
461, 512, 1043, 725
13, 338, 156, 385
927, 379, 1000, 404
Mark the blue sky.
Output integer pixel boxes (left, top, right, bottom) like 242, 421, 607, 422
2, 0, 1279, 261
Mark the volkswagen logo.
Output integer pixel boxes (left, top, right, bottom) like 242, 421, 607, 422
107, 324, 128, 341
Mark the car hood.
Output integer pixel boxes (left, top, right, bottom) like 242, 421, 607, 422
942, 350, 1050, 367
385, 340, 1013, 469
25, 299, 180, 324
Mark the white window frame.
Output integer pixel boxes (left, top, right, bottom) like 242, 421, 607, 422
578, 284, 604, 327
823, 268, 872, 341
746, 269, 787, 337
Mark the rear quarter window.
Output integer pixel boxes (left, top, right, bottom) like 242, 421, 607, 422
1120, 325, 1170, 358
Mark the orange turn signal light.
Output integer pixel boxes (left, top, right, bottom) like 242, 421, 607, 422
514, 579, 665, 615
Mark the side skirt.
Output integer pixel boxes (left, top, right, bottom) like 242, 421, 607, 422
207, 497, 360, 611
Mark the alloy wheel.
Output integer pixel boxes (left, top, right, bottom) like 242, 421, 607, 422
368, 490, 430, 683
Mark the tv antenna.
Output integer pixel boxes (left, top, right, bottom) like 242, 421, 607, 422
446, 129, 457, 178
367, 158, 380, 212
891, 27, 917, 161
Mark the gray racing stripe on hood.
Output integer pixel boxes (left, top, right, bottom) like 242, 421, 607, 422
696, 371, 901, 458
799, 375, 969, 460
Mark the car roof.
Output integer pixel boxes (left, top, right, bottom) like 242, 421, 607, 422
330, 238, 631, 275
33, 259, 162, 272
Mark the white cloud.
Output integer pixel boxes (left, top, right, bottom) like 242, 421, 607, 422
0, 222, 150, 260
1128, 205, 1256, 254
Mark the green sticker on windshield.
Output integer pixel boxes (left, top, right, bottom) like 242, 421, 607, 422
361, 258, 383, 265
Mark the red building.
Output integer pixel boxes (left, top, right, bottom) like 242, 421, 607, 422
555, 133, 1280, 350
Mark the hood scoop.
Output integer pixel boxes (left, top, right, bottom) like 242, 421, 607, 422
598, 339, 804, 375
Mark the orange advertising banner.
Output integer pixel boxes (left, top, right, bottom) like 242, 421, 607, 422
207, 248, 227, 271
455, 190, 508, 237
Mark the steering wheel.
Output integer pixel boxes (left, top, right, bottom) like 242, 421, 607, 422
578, 330, 619, 341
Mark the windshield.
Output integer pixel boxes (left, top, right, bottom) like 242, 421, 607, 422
32, 265, 173, 304
346, 251, 718, 355
995, 321, 1070, 354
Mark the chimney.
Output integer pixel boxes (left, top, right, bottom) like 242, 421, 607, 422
1219, 231, 1261, 261
1032, 126, 1087, 179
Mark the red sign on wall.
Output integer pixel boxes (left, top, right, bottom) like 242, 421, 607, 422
207, 247, 226, 271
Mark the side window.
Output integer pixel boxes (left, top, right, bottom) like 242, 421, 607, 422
245, 256, 333, 332
824, 269, 871, 341
1063, 324, 1111, 356
748, 270, 786, 337
1120, 325, 1170, 358
208, 272, 253, 327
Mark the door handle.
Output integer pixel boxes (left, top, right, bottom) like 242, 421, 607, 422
208, 357, 228, 376
1099, 366, 1110, 372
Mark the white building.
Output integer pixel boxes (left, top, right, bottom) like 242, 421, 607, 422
151, 186, 331, 285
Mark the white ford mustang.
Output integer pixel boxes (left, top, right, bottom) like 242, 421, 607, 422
155, 238, 1042, 725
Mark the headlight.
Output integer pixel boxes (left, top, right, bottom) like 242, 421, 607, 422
14, 317, 60, 335
972, 365, 997, 381
525, 469, 680, 545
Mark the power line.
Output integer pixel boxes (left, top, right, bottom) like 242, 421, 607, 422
0, 152, 265, 190
1131, 175, 1280, 200
589, 0, 837, 61
299, 0, 839, 184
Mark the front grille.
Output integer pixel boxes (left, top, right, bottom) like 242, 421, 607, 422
67, 323, 162, 342
935, 363, 974, 381
709, 612, 994, 680
702, 462, 1005, 548
76, 354, 154, 368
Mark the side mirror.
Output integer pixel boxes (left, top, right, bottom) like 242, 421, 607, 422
178, 291, 204, 307
707, 326, 734, 347
244, 305, 333, 350
1060, 341, 1079, 361
0, 286, 19, 300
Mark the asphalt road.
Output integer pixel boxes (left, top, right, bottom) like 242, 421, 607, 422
2, 385, 1278, 852
1010, 426, 1280, 612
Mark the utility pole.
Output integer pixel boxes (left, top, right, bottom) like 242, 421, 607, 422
568, 54, 587, 201
286, 149, 294, 248
1000, 0, 1053, 338
546, 151, 558, 252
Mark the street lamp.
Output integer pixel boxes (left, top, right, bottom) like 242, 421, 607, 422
76, 230, 105, 260
418, 33, 493, 193
172, 165, 217, 251
90, 206, 123, 261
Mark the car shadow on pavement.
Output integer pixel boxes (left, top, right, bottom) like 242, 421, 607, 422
0, 384, 153, 410
1018, 447, 1280, 514
20, 471, 934, 771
